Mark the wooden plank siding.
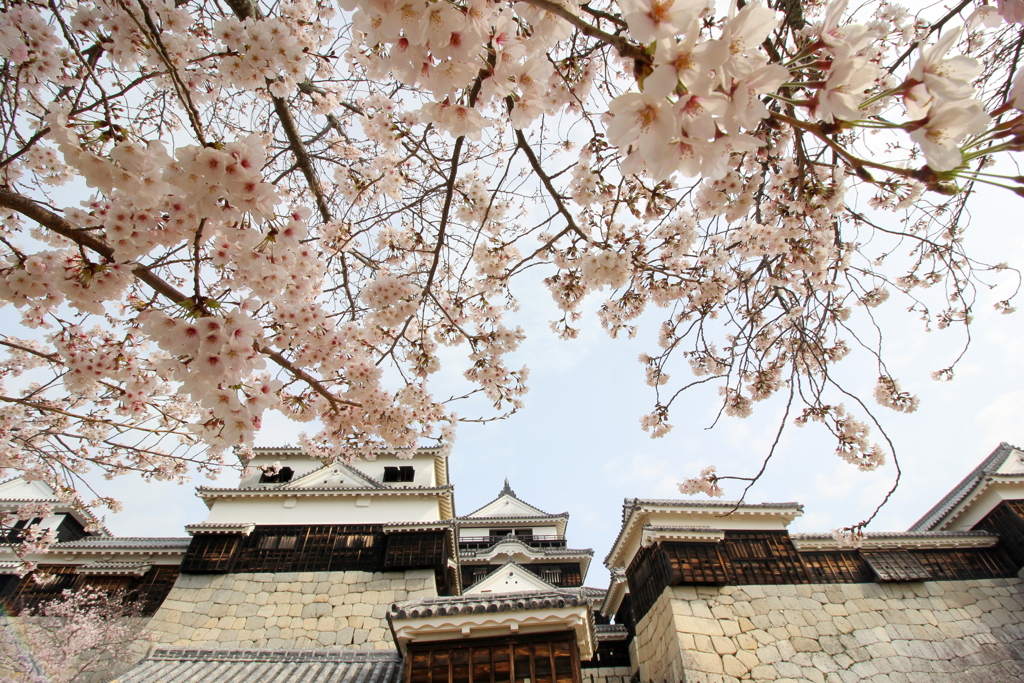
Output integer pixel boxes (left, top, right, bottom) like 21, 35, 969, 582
180, 525, 450, 575
0, 564, 179, 616
973, 499, 1024, 568
406, 633, 580, 683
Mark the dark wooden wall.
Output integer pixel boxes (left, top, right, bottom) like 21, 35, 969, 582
973, 500, 1024, 568
0, 564, 179, 616
181, 525, 450, 577
460, 562, 584, 590
406, 633, 580, 683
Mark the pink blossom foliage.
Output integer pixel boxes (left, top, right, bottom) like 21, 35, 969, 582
0, 0, 1019, 531
0, 587, 146, 683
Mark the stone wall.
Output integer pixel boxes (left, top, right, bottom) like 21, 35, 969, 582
634, 577, 1024, 683
582, 665, 634, 683
145, 569, 436, 649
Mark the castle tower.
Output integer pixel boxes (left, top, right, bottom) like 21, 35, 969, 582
142, 446, 456, 650
387, 480, 633, 683
456, 478, 593, 590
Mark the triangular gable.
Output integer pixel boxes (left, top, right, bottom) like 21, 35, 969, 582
281, 462, 383, 490
0, 477, 57, 501
995, 450, 1024, 474
465, 560, 558, 595
910, 442, 1024, 531
466, 493, 550, 519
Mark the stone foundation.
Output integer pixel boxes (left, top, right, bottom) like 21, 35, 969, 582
145, 569, 436, 649
634, 578, 1024, 682
582, 665, 634, 683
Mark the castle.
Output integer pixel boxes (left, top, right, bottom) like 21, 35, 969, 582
0, 442, 1022, 682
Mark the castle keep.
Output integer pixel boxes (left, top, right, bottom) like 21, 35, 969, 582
1, 443, 1022, 682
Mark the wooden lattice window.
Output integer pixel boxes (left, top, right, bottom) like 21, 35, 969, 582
407, 634, 579, 683
800, 552, 873, 583
384, 531, 447, 569
913, 547, 1018, 581
181, 534, 241, 573
663, 542, 729, 585
863, 550, 931, 582
524, 563, 582, 588
973, 500, 1024, 569
722, 532, 808, 585
626, 544, 672, 620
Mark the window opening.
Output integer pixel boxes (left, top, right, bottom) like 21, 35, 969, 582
383, 466, 415, 482
259, 466, 293, 484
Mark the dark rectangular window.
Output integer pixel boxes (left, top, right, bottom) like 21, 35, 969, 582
383, 466, 415, 482
258, 466, 293, 484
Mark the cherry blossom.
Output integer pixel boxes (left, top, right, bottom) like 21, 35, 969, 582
0, 0, 1018, 544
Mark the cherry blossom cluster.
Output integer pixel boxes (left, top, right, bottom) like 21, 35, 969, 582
0, 0, 1020, 543
0, 586, 147, 683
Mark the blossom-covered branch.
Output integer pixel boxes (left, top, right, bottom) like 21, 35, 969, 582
0, 0, 1020, 547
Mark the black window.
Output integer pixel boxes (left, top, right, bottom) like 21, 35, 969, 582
383, 466, 415, 482
259, 466, 293, 484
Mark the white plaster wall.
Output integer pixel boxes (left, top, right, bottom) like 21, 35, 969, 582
145, 569, 437, 650
203, 495, 442, 525
242, 452, 440, 487
633, 578, 1024, 683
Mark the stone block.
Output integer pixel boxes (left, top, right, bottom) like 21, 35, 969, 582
301, 603, 332, 618
792, 637, 821, 652
722, 655, 748, 678
750, 665, 778, 680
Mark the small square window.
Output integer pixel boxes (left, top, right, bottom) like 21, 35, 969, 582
383, 466, 415, 482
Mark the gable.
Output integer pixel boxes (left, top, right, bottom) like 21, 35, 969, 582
466, 494, 549, 519
911, 443, 1024, 531
0, 477, 57, 501
281, 463, 382, 490
996, 450, 1024, 474
465, 561, 557, 594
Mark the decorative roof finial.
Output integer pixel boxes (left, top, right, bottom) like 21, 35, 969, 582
502, 478, 516, 496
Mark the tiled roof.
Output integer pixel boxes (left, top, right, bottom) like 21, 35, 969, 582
620, 498, 803, 523
458, 538, 593, 558
52, 537, 191, 550
595, 624, 629, 640
198, 485, 452, 494
388, 589, 593, 620
790, 531, 995, 540
113, 648, 403, 683
909, 442, 1023, 531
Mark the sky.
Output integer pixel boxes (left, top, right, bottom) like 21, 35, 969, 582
94, 179, 1024, 590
